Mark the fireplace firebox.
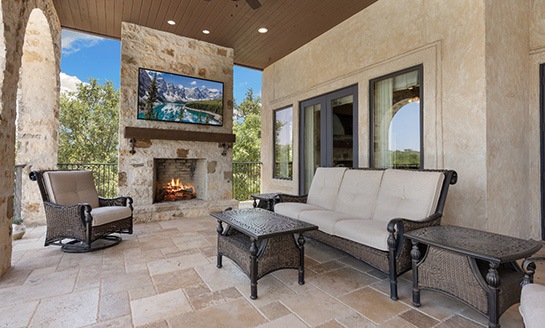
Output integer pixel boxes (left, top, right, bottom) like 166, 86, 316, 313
154, 158, 206, 203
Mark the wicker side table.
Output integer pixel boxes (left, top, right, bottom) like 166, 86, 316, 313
250, 193, 280, 211
406, 226, 542, 328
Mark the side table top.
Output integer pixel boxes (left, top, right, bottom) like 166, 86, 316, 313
250, 193, 280, 200
210, 208, 318, 240
406, 225, 542, 263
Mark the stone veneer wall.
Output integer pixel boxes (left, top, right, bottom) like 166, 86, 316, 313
119, 23, 238, 223
261, 0, 540, 239
0, 0, 61, 277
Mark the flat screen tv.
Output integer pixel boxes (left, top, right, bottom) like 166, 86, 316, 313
137, 68, 224, 126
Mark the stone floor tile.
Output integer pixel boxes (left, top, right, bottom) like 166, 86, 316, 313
138, 236, 177, 251
58, 251, 103, 271
498, 304, 524, 328
337, 255, 376, 273
0, 301, 38, 328
339, 287, 410, 324
377, 316, 418, 327
101, 271, 154, 296
183, 282, 212, 299
405, 288, 473, 321
0, 267, 31, 288
398, 309, 439, 328
152, 267, 203, 294
257, 314, 310, 328
129, 284, 157, 301
171, 232, 211, 251
198, 245, 216, 258
258, 301, 293, 321
147, 253, 208, 276
236, 275, 297, 306
316, 319, 345, 328
194, 258, 250, 292
98, 290, 131, 321
281, 288, 354, 326
307, 266, 379, 297
30, 287, 99, 327
160, 246, 198, 258
304, 240, 346, 263
435, 315, 485, 327
130, 289, 192, 326
334, 311, 378, 328
189, 286, 242, 310
123, 248, 165, 265
167, 298, 267, 328
308, 260, 345, 274
83, 315, 133, 328
270, 269, 318, 294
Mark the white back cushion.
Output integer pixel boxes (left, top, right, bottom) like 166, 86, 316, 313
372, 169, 444, 222
334, 169, 384, 219
43, 171, 100, 208
307, 167, 347, 210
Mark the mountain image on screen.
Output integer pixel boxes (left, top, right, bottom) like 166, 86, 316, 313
137, 69, 223, 126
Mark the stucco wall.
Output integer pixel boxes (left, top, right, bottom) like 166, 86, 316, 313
119, 23, 237, 222
0, 0, 61, 277
262, 0, 540, 238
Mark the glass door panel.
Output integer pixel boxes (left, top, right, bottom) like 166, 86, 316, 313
331, 95, 354, 168
303, 104, 321, 193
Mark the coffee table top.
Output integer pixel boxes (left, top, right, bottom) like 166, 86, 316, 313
210, 208, 318, 240
406, 225, 542, 263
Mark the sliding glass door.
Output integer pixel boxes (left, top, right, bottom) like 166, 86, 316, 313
299, 85, 358, 194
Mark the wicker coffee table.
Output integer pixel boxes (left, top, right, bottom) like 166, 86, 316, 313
406, 225, 542, 328
210, 208, 318, 299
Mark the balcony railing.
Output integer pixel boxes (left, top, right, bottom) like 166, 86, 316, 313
57, 163, 118, 198
232, 162, 262, 201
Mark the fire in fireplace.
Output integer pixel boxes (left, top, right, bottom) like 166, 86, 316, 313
156, 177, 196, 202
154, 158, 205, 203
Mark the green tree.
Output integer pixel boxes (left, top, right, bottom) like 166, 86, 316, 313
145, 72, 158, 119
58, 79, 119, 164
233, 88, 262, 163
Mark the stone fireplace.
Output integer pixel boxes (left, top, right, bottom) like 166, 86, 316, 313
154, 158, 205, 203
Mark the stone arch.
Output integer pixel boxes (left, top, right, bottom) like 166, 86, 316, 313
0, 0, 61, 277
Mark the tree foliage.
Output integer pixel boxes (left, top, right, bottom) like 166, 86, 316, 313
58, 79, 119, 164
233, 88, 262, 163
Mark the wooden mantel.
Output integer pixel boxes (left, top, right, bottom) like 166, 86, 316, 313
124, 127, 236, 143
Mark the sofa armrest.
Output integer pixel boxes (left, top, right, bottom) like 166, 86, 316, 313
277, 193, 308, 203
387, 213, 442, 255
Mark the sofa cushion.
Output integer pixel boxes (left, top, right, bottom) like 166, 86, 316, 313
334, 219, 391, 251
334, 169, 383, 219
299, 210, 358, 235
307, 167, 347, 210
372, 169, 444, 222
91, 206, 132, 226
520, 283, 545, 328
274, 202, 324, 219
43, 170, 100, 209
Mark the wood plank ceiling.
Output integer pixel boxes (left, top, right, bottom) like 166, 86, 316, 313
52, 0, 377, 69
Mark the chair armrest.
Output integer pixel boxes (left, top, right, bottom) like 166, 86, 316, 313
99, 196, 133, 209
277, 193, 308, 203
522, 257, 545, 285
43, 201, 92, 229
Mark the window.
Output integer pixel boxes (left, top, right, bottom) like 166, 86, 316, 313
274, 106, 293, 179
370, 65, 422, 169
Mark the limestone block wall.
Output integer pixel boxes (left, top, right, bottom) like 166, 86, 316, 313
119, 23, 237, 223
261, 0, 539, 239
0, 0, 61, 277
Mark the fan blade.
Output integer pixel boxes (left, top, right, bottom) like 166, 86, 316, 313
245, 0, 261, 10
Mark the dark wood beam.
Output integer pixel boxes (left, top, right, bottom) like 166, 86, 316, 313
124, 126, 236, 143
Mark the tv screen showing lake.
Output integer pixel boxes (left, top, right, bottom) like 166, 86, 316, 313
137, 68, 224, 126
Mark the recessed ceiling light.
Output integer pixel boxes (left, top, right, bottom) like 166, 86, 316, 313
258, 27, 268, 34
203, 30, 211, 34
167, 20, 176, 25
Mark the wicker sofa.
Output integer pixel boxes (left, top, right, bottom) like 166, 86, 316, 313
274, 167, 457, 300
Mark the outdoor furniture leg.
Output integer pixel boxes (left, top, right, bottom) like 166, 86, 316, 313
216, 220, 224, 268
250, 239, 258, 299
411, 240, 421, 307
297, 233, 306, 285
486, 262, 500, 328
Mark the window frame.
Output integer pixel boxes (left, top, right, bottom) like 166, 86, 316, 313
273, 105, 294, 180
369, 64, 424, 169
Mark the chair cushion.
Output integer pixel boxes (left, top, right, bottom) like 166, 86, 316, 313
299, 210, 358, 235
334, 219, 390, 251
372, 169, 444, 222
274, 202, 324, 219
91, 206, 132, 226
43, 170, 100, 208
307, 167, 347, 210
334, 169, 383, 219
520, 283, 545, 328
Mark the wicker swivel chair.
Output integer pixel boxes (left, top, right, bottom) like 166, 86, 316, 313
30, 170, 133, 252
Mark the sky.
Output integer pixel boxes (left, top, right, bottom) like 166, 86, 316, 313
60, 29, 262, 105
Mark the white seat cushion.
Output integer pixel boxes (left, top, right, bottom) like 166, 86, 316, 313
274, 202, 324, 219
334, 169, 383, 219
91, 206, 132, 226
334, 219, 391, 251
299, 210, 358, 235
520, 283, 545, 328
372, 169, 444, 222
307, 167, 347, 210
43, 170, 100, 208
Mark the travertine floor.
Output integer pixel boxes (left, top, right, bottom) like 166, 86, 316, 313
1, 216, 542, 328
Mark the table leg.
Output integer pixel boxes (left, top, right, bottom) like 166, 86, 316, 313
486, 262, 500, 328
252, 198, 257, 208
250, 238, 258, 299
410, 240, 421, 307
296, 234, 306, 285
216, 220, 223, 268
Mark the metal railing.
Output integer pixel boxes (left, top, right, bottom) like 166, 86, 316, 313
232, 162, 262, 201
57, 163, 118, 198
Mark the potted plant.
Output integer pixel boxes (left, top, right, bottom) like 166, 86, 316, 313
12, 217, 26, 240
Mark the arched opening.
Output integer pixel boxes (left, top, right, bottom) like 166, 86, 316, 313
16, 8, 59, 226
